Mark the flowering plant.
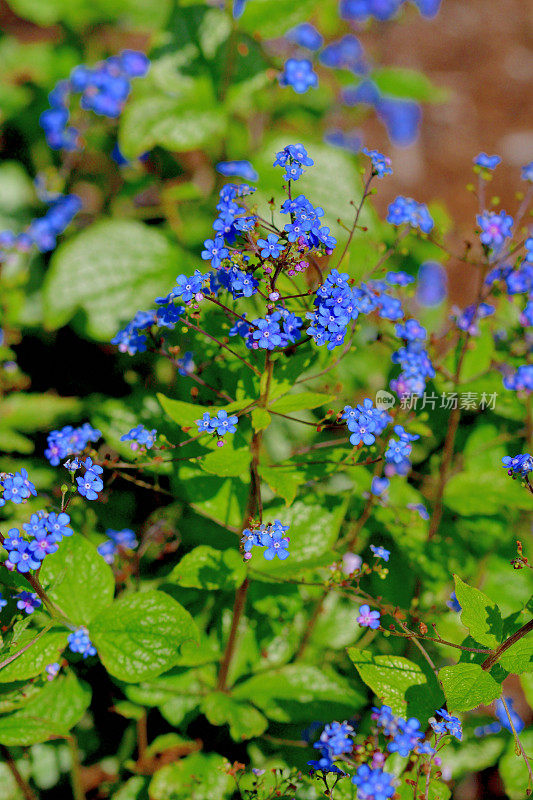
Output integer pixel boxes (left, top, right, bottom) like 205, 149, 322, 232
0, 2, 531, 799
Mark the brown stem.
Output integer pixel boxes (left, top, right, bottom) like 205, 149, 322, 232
216, 354, 273, 690
0, 745, 38, 800
481, 618, 533, 672
293, 588, 328, 661
336, 174, 374, 271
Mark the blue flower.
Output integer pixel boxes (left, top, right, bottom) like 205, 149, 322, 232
45, 423, 101, 465
257, 234, 284, 260
416, 261, 447, 306
477, 210, 513, 249
357, 604, 381, 629
385, 438, 412, 465
370, 544, 390, 561
474, 153, 501, 170
68, 627, 97, 658
174, 270, 205, 303
496, 698, 525, 734
196, 412, 213, 433
211, 409, 239, 436
522, 161, 533, 182
279, 58, 318, 94
387, 196, 433, 233
76, 470, 103, 501
362, 147, 392, 177
216, 160, 258, 182
261, 526, 290, 560
201, 237, 229, 269
447, 591, 461, 612
502, 453, 533, 476
251, 319, 283, 350
6, 542, 42, 573
286, 23, 323, 51
352, 764, 395, 800
45, 512, 72, 542
371, 477, 390, 496
0, 593, 7, 610
15, 591, 42, 614
317, 721, 354, 756
121, 424, 157, 450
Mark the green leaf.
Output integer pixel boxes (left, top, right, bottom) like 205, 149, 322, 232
453, 575, 503, 648
176, 468, 249, 529
499, 634, 533, 674
249, 496, 347, 578
258, 462, 300, 506
0, 673, 91, 745
444, 469, 533, 515
499, 730, 533, 800
347, 649, 443, 723
251, 407, 271, 432
200, 435, 251, 478
43, 220, 184, 339
237, 0, 320, 38
268, 391, 334, 415
158, 394, 251, 431
438, 663, 501, 712
232, 664, 364, 723
0, 630, 68, 683
200, 692, 268, 741
149, 753, 233, 800
0, 393, 82, 432
90, 590, 199, 682
372, 67, 448, 103
119, 91, 226, 159
166, 546, 246, 591
39, 535, 115, 626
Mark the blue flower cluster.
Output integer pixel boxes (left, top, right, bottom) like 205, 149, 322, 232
274, 144, 314, 182
75, 457, 104, 501
384, 427, 416, 475
97, 528, 138, 564
241, 520, 290, 561
352, 763, 395, 800
121, 424, 157, 451
429, 708, 463, 740
362, 148, 393, 178
372, 705, 434, 757
451, 302, 495, 336
501, 453, 533, 477
281, 193, 336, 251
503, 364, 533, 392
41, 50, 149, 150
0, 468, 37, 507
370, 544, 390, 561
3, 510, 72, 573
45, 423, 101, 466
244, 308, 303, 351
307, 269, 358, 350
391, 321, 435, 397
341, 0, 441, 20
196, 409, 239, 439
0, 193, 81, 260
387, 196, 434, 233
308, 721, 353, 774
342, 398, 391, 446
68, 627, 97, 658
477, 210, 513, 250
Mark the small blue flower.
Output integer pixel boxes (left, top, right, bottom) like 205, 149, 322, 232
211, 409, 239, 436
261, 526, 290, 561
68, 627, 97, 658
357, 604, 381, 629
257, 234, 284, 260
474, 153, 501, 170
201, 237, 229, 269
362, 147, 392, 178
15, 591, 42, 614
279, 58, 318, 94
370, 544, 390, 562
